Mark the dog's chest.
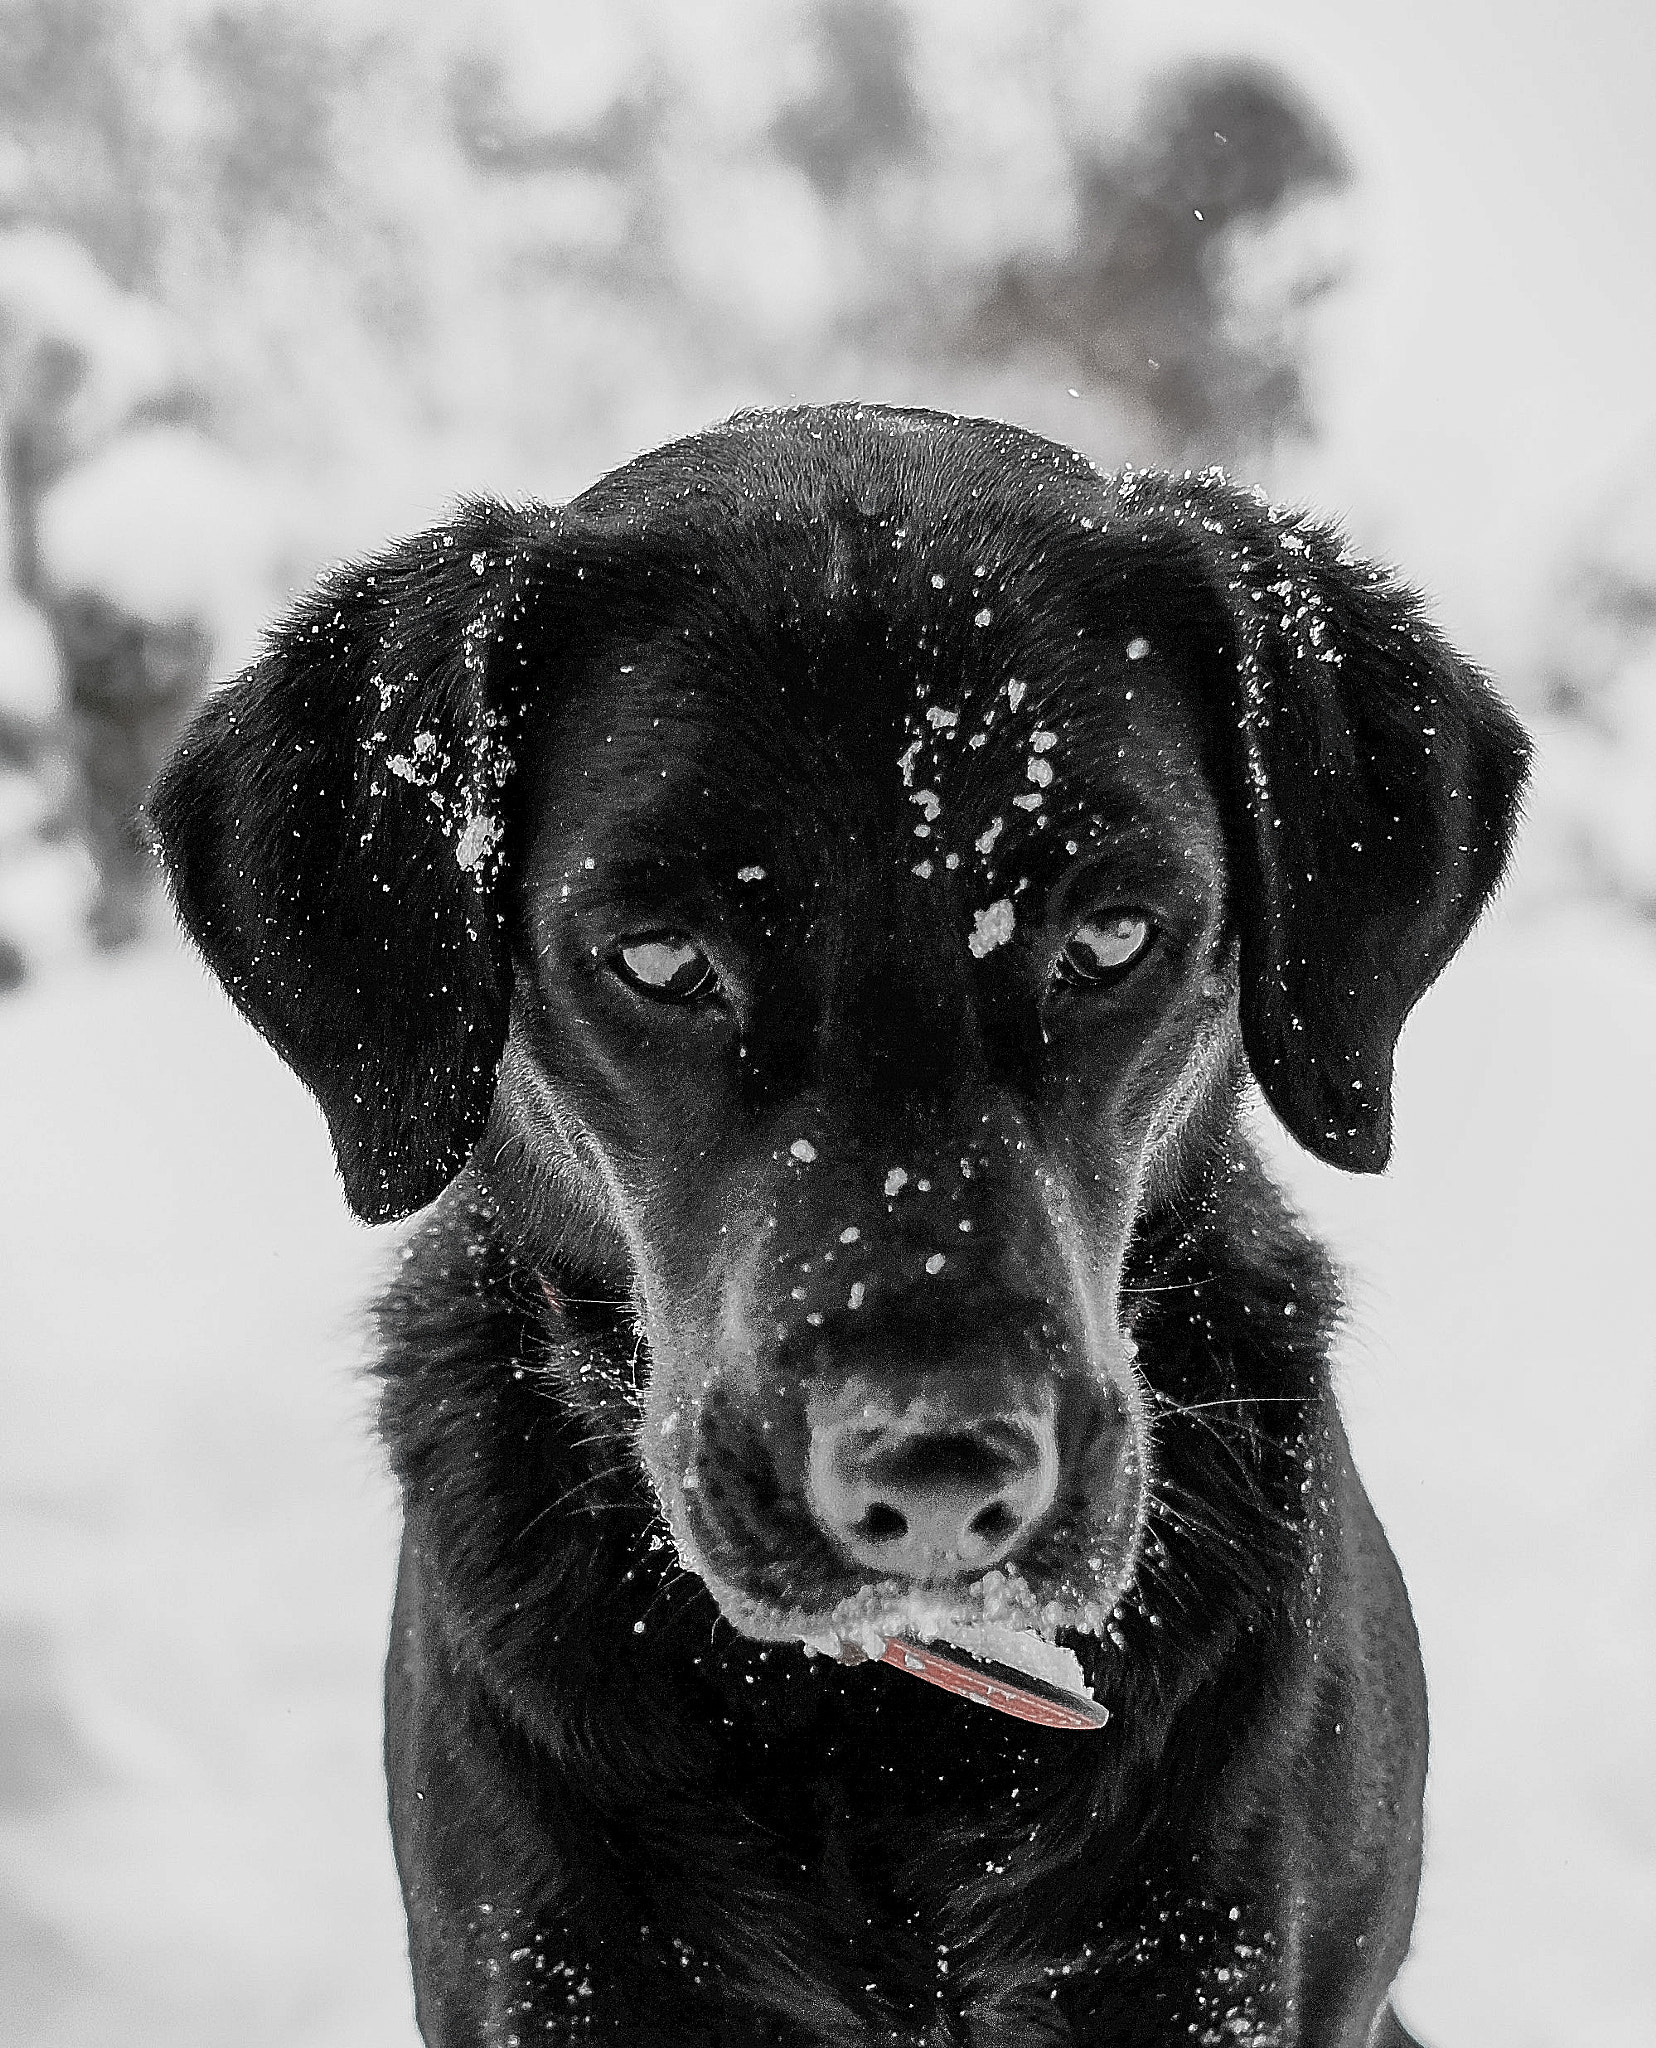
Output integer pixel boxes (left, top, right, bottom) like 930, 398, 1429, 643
691, 1696, 1287, 2047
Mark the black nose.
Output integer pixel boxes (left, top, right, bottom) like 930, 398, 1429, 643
804, 1374, 1060, 1581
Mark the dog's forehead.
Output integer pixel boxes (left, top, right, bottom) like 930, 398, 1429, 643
534, 487, 1224, 897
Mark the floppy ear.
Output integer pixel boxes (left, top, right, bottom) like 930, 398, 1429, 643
1128, 475, 1531, 1172
145, 499, 557, 1222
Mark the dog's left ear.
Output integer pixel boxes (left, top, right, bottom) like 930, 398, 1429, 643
146, 501, 556, 1222
1138, 477, 1531, 1172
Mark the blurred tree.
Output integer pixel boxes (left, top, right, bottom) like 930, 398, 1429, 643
448, 45, 649, 181
1541, 450, 1656, 922
972, 60, 1351, 462
0, 0, 158, 285
0, 3, 1356, 483
772, 0, 921, 198
192, 5, 358, 240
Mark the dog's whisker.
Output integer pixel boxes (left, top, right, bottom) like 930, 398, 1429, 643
1147, 1391, 1308, 1467
1148, 1391, 1310, 1417
1119, 1275, 1219, 1300
1153, 1408, 1270, 1484
509, 1459, 642, 1550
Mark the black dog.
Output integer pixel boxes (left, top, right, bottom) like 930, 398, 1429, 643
148, 406, 1528, 2047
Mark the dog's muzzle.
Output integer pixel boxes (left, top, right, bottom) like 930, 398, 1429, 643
660, 1307, 1145, 1641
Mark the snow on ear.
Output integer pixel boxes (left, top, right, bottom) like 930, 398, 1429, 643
1134, 475, 1531, 1173
146, 501, 555, 1222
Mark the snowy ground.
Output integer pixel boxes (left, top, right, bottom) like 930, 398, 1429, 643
1, 881, 1652, 2047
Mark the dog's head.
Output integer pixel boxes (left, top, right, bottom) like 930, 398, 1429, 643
147, 406, 1528, 1646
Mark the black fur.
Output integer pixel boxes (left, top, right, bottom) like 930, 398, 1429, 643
147, 406, 1527, 2046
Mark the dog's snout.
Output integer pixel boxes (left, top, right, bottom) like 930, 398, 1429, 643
804, 1376, 1060, 1581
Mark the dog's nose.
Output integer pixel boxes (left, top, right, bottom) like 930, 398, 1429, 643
804, 1376, 1060, 1581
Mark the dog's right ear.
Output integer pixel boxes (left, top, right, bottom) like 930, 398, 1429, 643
1100, 476, 1530, 1174
146, 500, 559, 1223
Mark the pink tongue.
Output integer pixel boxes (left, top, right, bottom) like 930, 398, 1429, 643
877, 1636, 1109, 1732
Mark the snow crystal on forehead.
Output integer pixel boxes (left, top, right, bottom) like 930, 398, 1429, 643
968, 898, 1015, 958
455, 813, 502, 872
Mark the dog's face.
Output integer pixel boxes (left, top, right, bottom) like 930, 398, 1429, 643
504, 529, 1239, 1640
146, 406, 1528, 1647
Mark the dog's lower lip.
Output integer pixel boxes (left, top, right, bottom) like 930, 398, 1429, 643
693, 1536, 1138, 1657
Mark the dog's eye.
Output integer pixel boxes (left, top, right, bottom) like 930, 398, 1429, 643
612, 933, 720, 1003
1055, 913, 1154, 987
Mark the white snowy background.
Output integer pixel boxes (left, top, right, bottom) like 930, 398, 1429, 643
2, 4, 1653, 2045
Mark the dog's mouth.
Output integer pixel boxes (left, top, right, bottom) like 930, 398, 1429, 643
679, 1527, 1141, 1650
675, 1534, 1129, 1732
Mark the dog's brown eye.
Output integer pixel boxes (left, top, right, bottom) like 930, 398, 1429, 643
1055, 914, 1153, 987
613, 933, 720, 1003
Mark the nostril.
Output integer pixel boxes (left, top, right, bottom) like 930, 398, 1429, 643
968, 1499, 1017, 1544
857, 1502, 908, 1543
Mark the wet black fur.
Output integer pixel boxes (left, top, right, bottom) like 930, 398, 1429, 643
147, 406, 1529, 2046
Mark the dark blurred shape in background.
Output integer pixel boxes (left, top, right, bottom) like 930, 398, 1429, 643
1539, 441, 1656, 922
772, 0, 924, 197
975, 61, 1349, 461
